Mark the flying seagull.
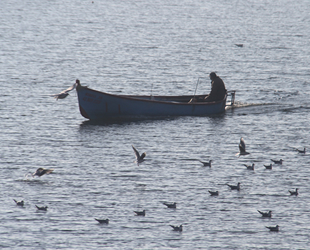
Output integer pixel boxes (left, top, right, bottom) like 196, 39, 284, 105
132, 145, 146, 166
258, 210, 272, 218
243, 163, 255, 170
36, 205, 48, 211
134, 210, 146, 216
271, 159, 283, 165
33, 168, 54, 177
227, 182, 241, 191
266, 225, 279, 232
289, 188, 298, 196
95, 218, 109, 224
199, 160, 212, 167
52, 81, 77, 100
170, 225, 183, 232
163, 202, 177, 208
236, 138, 250, 157
13, 199, 24, 207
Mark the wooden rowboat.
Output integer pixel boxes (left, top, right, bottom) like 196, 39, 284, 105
75, 80, 235, 121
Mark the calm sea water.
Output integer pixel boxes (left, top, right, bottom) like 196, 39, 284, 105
1, 0, 310, 249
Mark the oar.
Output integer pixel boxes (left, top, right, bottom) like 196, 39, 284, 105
192, 77, 200, 100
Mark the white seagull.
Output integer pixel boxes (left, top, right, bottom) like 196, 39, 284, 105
266, 225, 279, 232
199, 160, 212, 167
227, 182, 241, 191
208, 190, 219, 196
95, 218, 109, 224
243, 163, 255, 170
271, 159, 283, 165
36, 205, 48, 211
13, 199, 24, 207
32, 168, 54, 177
132, 145, 146, 166
294, 147, 306, 154
52, 81, 77, 100
170, 225, 183, 232
236, 138, 250, 157
264, 164, 272, 170
289, 188, 298, 196
258, 210, 272, 218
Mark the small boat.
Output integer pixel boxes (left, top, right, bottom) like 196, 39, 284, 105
75, 80, 236, 121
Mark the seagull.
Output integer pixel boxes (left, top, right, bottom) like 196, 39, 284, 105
289, 188, 298, 196
13, 199, 24, 207
163, 202, 177, 208
132, 145, 146, 166
295, 147, 306, 154
243, 163, 255, 170
32, 168, 54, 177
95, 218, 109, 224
258, 210, 272, 218
266, 225, 279, 232
36, 205, 48, 211
199, 160, 212, 167
170, 225, 183, 232
208, 190, 219, 196
271, 159, 283, 165
264, 164, 272, 170
52, 82, 77, 100
134, 210, 146, 216
236, 138, 250, 157
227, 182, 241, 191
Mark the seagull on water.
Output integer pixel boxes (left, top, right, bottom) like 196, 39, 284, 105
208, 190, 219, 196
132, 145, 146, 166
95, 218, 109, 224
266, 225, 279, 232
227, 182, 241, 191
33, 168, 54, 177
163, 202, 177, 208
271, 159, 283, 165
295, 147, 306, 154
36, 205, 48, 211
170, 225, 183, 232
13, 199, 24, 207
236, 138, 250, 157
134, 210, 146, 216
264, 164, 272, 170
243, 163, 255, 170
199, 160, 212, 167
258, 210, 272, 218
289, 188, 298, 196
51, 81, 77, 100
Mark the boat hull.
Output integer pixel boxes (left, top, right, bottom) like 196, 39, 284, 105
76, 84, 227, 121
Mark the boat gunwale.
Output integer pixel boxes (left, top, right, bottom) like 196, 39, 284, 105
77, 85, 227, 106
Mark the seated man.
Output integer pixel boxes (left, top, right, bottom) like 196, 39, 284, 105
189, 72, 227, 103
204, 72, 227, 102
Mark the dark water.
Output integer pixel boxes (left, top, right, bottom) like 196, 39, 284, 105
1, 0, 310, 249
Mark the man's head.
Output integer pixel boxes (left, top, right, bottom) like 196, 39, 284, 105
209, 72, 217, 80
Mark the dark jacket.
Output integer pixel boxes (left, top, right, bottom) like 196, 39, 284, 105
204, 76, 227, 102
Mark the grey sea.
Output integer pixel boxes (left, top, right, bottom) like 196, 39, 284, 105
1, 0, 310, 249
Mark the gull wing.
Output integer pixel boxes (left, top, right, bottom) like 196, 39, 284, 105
239, 138, 246, 153
43, 169, 54, 175
132, 145, 140, 160
140, 152, 146, 160
60, 83, 77, 94
51, 83, 77, 99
